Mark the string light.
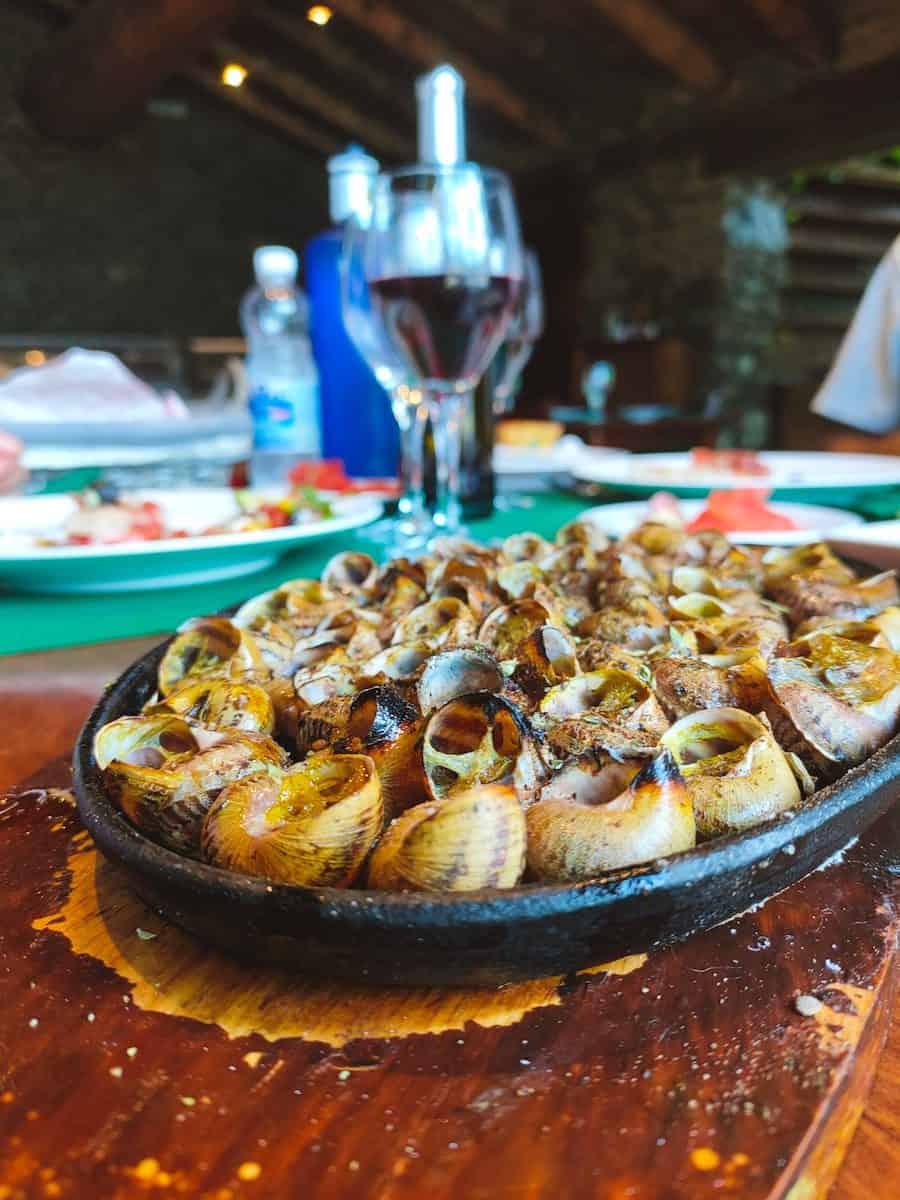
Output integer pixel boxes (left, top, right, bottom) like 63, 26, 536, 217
307, 5, 333, 26
24, 349, 46, 367
221, 63, 248, 88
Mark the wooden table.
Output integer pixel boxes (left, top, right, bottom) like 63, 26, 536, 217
1, 638, 899, 1200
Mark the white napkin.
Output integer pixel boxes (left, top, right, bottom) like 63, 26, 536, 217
811, 239, 900, 433
0, 348, 188, 424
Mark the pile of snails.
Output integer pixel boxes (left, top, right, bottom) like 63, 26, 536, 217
93, 519, 900, 893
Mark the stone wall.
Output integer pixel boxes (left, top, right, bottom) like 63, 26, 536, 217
583, 159, 789, 444
0, 5, 328, 337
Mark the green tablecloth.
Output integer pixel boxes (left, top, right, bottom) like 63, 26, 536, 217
2, 495, 591, 656
3, 487, 898, 656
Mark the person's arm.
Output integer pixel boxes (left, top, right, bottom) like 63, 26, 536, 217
811, 241, 900, 434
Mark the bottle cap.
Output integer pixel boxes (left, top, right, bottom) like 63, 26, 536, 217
416, 64, 466, 166
327, 144, 380, 225
253, 245, 298, 285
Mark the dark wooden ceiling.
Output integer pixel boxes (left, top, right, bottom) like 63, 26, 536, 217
21, 0, 900, 178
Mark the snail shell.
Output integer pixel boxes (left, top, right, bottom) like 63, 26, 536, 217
478, 599, 551, 659
431, 576, 499, 624
313, 608, 383, 662
496, 560, 546, 601
321, 551, 378, 600
362, 640, 433, 683
526, 751, 695, 881
577, 597, 669, 651
668, 592, 735, 621
95, 715, 285, 855
539, 668, 669, 760
367, 783, 526, 892
555, 518, 609, 553
295, 694, 355, 758
149, 680, 275, 734
762, 543, 855, 590
502, 531, 553, 563
652, 649, 771, 721
202, 753, 382, 887
427, 556, 490, 592
422, 692, 547, 803
157, 617, 266, 697
661, 707, 808, 836
233, 579, 339, 630
336, 685, 427, 818
416, 647, 505, 716
793, 607, 900, 651
391, 597, 477, 648
766, 634, 900, 779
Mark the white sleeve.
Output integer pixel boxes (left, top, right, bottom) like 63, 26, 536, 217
810, 241, 900, 434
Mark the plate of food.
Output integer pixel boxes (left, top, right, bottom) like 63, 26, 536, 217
0, 485, 382, 593
581, 491, 864, 545
572, 448, 900, 498
73, 516, 900, 985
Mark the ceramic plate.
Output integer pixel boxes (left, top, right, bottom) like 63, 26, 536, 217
572, 450, 900, 497
0, 489, 382, 593
581, 500, 864, 546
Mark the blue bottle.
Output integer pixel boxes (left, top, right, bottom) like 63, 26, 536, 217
304, 145, 399, 478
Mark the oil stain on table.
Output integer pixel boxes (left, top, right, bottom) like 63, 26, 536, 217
1, 762, 898, 1200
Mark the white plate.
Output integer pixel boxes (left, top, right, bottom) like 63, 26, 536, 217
580, 500, 864, 545
493, 437, 626, 478
0, 489, 382, 593
827, 521, 900, 571
572, 450, 900, 495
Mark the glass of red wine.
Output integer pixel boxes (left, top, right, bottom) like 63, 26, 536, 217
492, 249, 544, 415
364, 165, 523, 537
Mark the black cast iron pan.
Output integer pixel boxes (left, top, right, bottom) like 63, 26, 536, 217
73, 633, 900, 986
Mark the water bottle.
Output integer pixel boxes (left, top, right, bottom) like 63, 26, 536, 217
304, 145, 400, 478
240, 245, 321, 488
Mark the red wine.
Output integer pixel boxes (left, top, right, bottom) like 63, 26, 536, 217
369, 274, 518, 388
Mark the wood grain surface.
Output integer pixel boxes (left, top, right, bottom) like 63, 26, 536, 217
1, 639, 899, 1200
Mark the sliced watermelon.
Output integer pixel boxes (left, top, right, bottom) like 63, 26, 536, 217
686, 489, 798, 533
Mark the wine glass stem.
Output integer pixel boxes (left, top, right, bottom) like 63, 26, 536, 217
428, 390, 465, 535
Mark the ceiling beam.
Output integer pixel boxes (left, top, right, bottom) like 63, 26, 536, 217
257, 3, 408, 121
329, 0, 569, 148
214, 36, 411, 157
585, 0, 723, 91
22, 0, 243, 141
186, 64, 340, 155
593, 51, 900, 179
743, 0, 834, 65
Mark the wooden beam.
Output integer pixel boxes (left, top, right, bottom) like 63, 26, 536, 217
22, 0, 243, 141
743, 0, 834, 65
585, 0, 723, 90
214, 36, 411, 157
786, 264, 875, 295
821, 160, 900, 190
255, 4, 568, 170
330, 0, 570, 148
257, 3, 408, 121
185, 64, 340, 155
788, 193, 900, 225
789, 228, 889, 259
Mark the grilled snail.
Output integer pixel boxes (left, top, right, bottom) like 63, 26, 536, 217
93, 515, 897, 894
202, 753, 382, 887
661, 708, 810, 836
526, 752, 695, 881
368, 783, 526, 891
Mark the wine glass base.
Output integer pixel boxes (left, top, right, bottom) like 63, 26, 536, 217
357, 515, 430, 558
